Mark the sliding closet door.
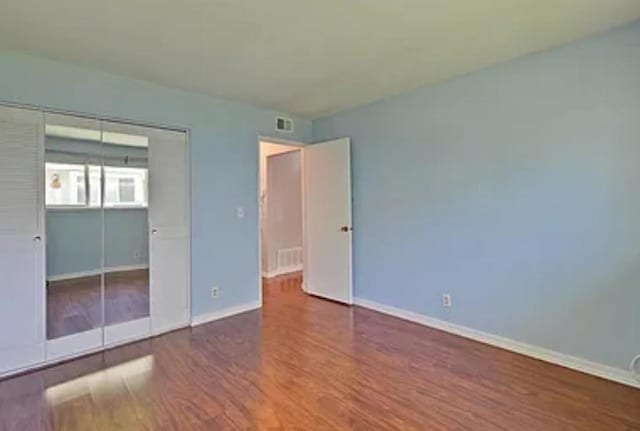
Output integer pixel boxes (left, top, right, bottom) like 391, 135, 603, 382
44, 113, 104, 360
101, 121, 151, 346
148, 128, 190, 335
0, 106, 45, 374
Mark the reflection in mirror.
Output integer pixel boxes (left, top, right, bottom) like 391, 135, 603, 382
102, 122, 150, 327
45, 114, 103, 339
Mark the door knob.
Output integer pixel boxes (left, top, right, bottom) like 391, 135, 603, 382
151, 229, 158, 235
34, 235, 42, 242
339, 226, 352, 232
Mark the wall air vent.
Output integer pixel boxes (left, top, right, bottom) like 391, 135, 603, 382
275, 117, 294, 133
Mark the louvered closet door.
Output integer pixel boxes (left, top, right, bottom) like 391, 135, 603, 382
0, 106, 45, 374
147, 128, 190, 335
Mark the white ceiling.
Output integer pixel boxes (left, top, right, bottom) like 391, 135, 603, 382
1, 1, 639, 119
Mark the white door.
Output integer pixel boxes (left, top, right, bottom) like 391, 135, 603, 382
100, 120, 152, 347
148, 128, 190, 335
304, 138, 353, 304
45, 113, 104, 360
0, 106, 46, 374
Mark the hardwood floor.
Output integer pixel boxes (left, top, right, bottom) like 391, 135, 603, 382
46, 275, 101, 339
3, 271, 639, 430
47, 269, 149, 339
104, 269, 150, 326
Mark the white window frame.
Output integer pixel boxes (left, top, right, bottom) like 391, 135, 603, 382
45, 162, 148, 210
45, 162, 89, 209
103, 166, 148, 209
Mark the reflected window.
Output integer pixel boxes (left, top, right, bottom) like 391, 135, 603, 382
45, 163, 87, 207
104, 167, 148, 208
46, 164, 147, 208
88, 165, 102, 207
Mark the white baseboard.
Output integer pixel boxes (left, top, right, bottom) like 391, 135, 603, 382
191, 301, 261, 327
47, 264, 149, 282
262, 265, 303, 279
105, 264, 149, 274
354, 297, 640, 389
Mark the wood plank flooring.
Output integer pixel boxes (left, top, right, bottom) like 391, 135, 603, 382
3, 272, 639, 430
47, 269, 149, 339
104, 269, 150, 326
46, 275, 102, 339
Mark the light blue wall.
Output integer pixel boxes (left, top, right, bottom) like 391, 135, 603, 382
0, 51, 311, 317
104, 209, 149, 268
313, 23, 640, 371
46, 210, 101, 277
46, 209, 148, 277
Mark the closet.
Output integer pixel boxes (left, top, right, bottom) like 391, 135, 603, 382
0, 105, 190, 376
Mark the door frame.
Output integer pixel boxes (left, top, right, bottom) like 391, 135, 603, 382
257, 136, 305, 306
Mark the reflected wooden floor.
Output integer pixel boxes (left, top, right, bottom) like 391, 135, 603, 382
3, 271, 639, 430
104, 270, 150, 326
47, 270, 149, 339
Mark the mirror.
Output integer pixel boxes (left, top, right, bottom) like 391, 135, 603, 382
45, 114, 103, 340
102, 121, 150, 329
45, 115, 151, 345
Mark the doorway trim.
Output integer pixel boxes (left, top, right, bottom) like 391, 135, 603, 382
257, 136, 305, 306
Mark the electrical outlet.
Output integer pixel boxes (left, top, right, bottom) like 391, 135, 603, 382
442, 293, 452, 308
211, 287, 220, 299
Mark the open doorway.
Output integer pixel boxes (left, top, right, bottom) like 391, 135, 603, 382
259, 139, 304, 303
258, 136, 354, 307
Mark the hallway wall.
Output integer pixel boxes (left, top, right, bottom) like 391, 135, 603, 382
265, 150, 302, 276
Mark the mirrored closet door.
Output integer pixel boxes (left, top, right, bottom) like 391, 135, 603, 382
1, 104, 189, 376
101, 120, 151, 345
99, 122, 190, 337
44, 115, 154, 356
44, 113, 104, 360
